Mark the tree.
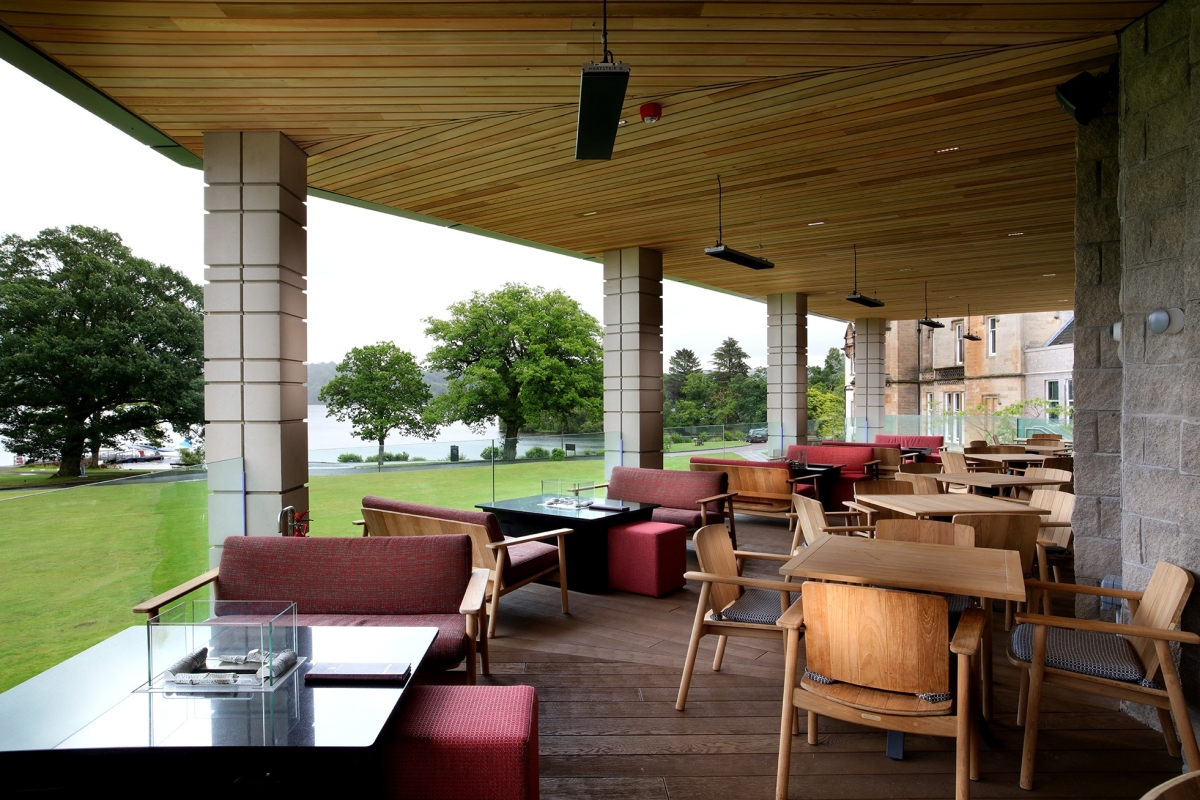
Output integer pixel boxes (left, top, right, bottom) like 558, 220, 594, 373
808, 347, 846, 393
711, 337, 750, 381
665, 348, 702, 403
424, 283, 602, 459
319, 342, 438, 466
0, 226, 203, 477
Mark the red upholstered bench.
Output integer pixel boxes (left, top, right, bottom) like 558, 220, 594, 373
607, 521, 687, 597
383, 685, 539, 800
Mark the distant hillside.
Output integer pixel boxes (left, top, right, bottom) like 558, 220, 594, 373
306, 361, 448, 405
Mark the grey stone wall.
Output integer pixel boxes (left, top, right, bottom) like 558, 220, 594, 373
1116, 0, 1200, 719
1072, 91, 1122, 619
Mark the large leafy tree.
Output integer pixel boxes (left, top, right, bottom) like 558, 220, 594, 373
808, 347, 846, 393
665, 348, 701, 403
319, 342, 438, 465
0, 226, 203, 477
424, 284, 602, 459
711, 337, 750, 381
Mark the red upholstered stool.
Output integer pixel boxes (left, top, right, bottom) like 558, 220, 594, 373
607, 521, 687, 597
383, 685, 539, 800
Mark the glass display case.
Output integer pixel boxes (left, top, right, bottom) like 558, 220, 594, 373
539, 479, 596, 509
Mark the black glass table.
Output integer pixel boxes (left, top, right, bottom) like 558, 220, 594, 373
478, 496, 658, 592
0, 625, 435, 793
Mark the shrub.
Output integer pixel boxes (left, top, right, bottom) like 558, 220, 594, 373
180, 447, 205, 466
670, 432, 686, 444
523, 446, 551, 460
724, 430, 744, 441
550, 448, 565, 461
410, 456, 426, 462
337, 452, 363, 463
479, 445, 504, 461
389, 451, 410, 462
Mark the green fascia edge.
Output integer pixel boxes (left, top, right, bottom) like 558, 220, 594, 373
0, 22, 785, 301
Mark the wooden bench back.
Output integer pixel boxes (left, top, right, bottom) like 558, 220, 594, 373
802, 581, 949, 696
690, 461, 790, 508
361, 507, 498, 571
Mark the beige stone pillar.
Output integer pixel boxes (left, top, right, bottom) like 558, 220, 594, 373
603, 247, 663, 473
203, 131, 308, 559
852, 317, 886, 441
767, 293, 808, 453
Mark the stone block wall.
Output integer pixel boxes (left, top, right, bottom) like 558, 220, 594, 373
1116, 0, 1200, 717
767, 293, 808, 450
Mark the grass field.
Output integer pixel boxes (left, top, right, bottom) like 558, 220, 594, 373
0, 452, 742, 691
0, 465, 152, 491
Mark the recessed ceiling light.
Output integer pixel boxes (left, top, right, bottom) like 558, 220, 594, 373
897, 268, 912, 272
1008, 232, 1024, 237
582, 211, 597, 217
808, 221, 825, 226
1043, 273, 1056, 277
935, 146, 960, 154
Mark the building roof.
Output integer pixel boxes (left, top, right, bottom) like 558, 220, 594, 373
1045, 314, 1075, 346
0, 3, 1150, 319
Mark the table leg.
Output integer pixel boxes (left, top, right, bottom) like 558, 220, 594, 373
886, 730, 905, 760
981, 597, 994, 722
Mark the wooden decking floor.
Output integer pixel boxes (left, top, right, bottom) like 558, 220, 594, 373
434, 517, 1185, 799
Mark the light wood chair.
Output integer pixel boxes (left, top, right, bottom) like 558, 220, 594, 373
968, 440, 988, 448
361, 507, 570, 639
677, 524, 802, 710
1028, 488, 1074, 591
786, 493, 873, 552
1042, 455, 1073, 472
1027, 432, 1063, 441
1011, 466, 1072, 500
896, 471, 945, 494
849, 478, 914, 524
1139, 770, 1200, 799
776, 581, 986, 800
942, 449, 999, 481
1012, 561, 1200, 790
873, 446, 904, 478
899, 461, 943, 474
874, 518, 974, 547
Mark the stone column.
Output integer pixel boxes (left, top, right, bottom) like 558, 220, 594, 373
852, 318, 885, 441
767, 293, 808, 453
203, 131, 308, 560
1070, 84, 1122, 619
603, 247, 663, 473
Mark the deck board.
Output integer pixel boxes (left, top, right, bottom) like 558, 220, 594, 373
422, 517, 1184, 799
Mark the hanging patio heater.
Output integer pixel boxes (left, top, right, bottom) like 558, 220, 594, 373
845, 245, 883, 307
918, 282, 944, 328
703, 176, 774, 270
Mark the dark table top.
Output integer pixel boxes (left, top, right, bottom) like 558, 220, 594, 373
478, 495, 658, 523
0, 625, 435, 752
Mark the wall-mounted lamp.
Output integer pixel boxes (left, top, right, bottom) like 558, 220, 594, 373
1147, 307, 1184, 335
1111, 321, 1121, 342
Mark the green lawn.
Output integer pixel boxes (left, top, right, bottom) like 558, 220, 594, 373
0, 453, 744, 691
0, 465, 153, 491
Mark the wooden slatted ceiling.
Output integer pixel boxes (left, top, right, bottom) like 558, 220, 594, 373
0, 2, 1155, 319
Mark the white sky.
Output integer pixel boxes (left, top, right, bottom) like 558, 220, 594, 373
0, 59, 847, 371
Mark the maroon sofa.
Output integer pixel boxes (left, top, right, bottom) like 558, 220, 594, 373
874, 434, 945, 464
603, 466, 734, 532
785, 444, 877, 507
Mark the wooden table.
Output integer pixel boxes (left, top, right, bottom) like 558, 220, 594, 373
965, 452, 1049, 465
852, 493, 1049, 519
1020, 443, 1070, 454
934, 473, 1071, 493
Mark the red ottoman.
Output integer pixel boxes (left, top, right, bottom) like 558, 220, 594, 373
383, 685, 539, 800
607, 521, 687, 597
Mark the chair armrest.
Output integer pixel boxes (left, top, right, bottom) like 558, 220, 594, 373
1036, 537, 1060, 547
460, 567, 490, 615
863, 459, 881, 467
684, 571, 800, 593
824, 511, 861, 519
697, 492, 738, 506
950, 608, 987, 655
486, 528, 573, 549
1023, 578, 1141, 600
1013, 613, 1200, 645
787, 474, 821, 483
777, 598, 805, 630
733, 549, 793, 562
352, 519, 365, 526
822, 525, 875, 534
593, 482, 609, 490
133, 568, 219, 615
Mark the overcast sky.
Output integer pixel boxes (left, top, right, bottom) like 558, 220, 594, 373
0, 59, 847, 371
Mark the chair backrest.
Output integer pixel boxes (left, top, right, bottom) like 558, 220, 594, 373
968, 440, 988, 448
990, 445, 1026, 454
216, 534, 472, 616
940, 450, 969, 473
1024, 467, 1072, 483
874, 518, 974, 547
1128, 561, 1196, 680
802, 581, 949, 697
854, 479, 914, 497
1028, 432, 1062, 441
693, 524, 742, 613
361, 507, 498, 571
1042, 456, 1074, 472
899, 462, 942, 474
1028, 489, 1074, 548
608, 466, 728, 513
791, 493, 830, 550
1136, 765, 1200, 799
875, 447, 903, 470
895, 472, 944, 495
952, 514, 1040, 574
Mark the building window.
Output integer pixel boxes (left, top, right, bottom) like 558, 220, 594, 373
983, 394, 998, 413
925, 392, 934, 414
943, 392, 963, 413
955, 323, 964, 365
1046, 380, 1060, 420
987, 317, 997, 356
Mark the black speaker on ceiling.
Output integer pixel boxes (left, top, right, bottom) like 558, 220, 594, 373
575, 61, 630, 160
1055, 68, 1114, 125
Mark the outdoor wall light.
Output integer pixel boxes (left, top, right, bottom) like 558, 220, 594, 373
1147, 307, 1184, 335
1111, 321, 1121, 341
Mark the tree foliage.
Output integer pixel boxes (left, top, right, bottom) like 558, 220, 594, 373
710, 337, 750, 381
319, 342, 438, 464
665, 348, 701, 403
808, 347, 846, 393
424, 284, 602, 457
0, 226, 203, 476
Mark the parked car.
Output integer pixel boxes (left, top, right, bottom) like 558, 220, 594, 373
748, 428, 768, 443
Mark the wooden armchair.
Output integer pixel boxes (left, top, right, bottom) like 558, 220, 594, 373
776, 581, 986, 800
874, 518, 974, 547
1028, 488, 1074, 592
898, 461, 943, 474
944, 448, 1001, 477
1139, 771, 1200, 799
895, 471, 944, 494
847, 478, 914, 524
676, 524, 802, 710
787, 493, 873, 552
361, 506, 570, 639
1010, 561, 1200, 790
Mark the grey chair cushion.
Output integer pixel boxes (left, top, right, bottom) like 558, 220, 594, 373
715, 587, 799, 625
1011, 623, 1157, 687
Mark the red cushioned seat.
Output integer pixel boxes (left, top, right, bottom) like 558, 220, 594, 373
383, 685, 539, 800
504, 540, 559, 584
785, 444, 876, 507
605, 467, 728, 532
607, 521, 687, 597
